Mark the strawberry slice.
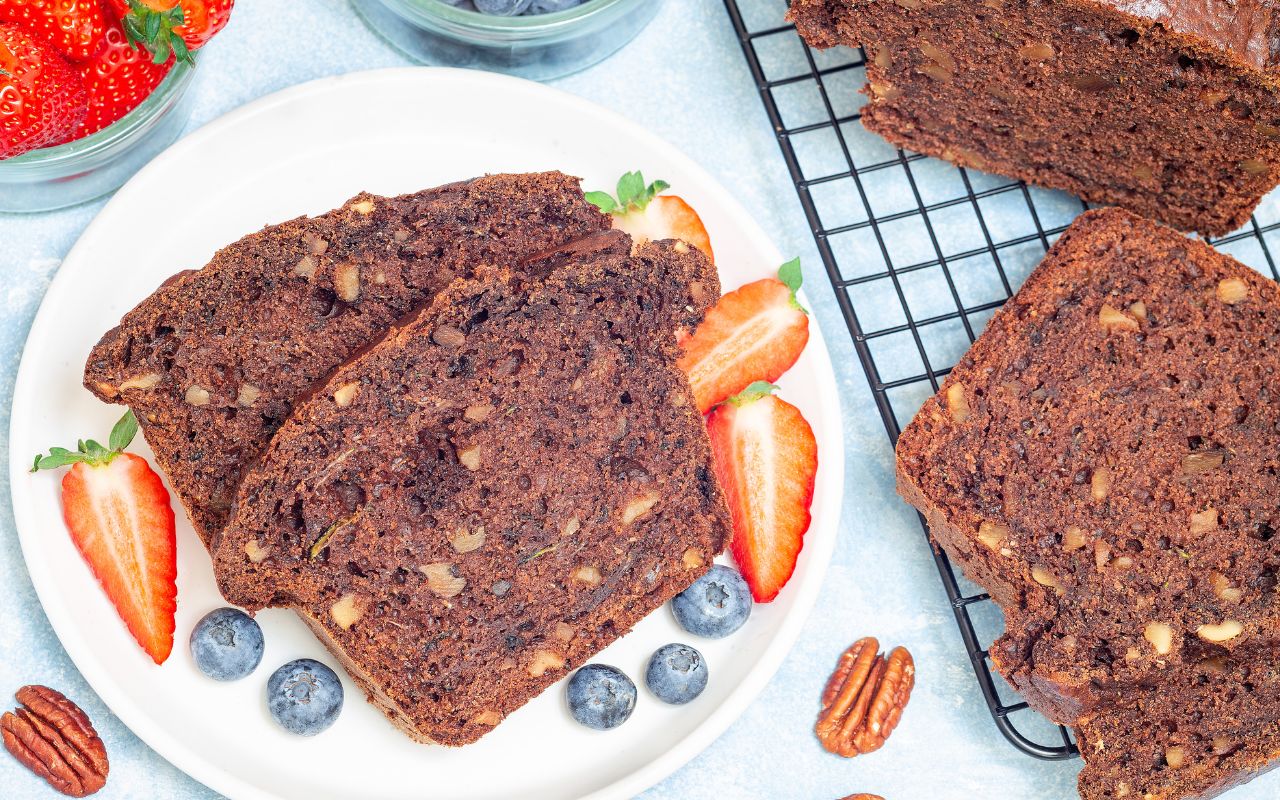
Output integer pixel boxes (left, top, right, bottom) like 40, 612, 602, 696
586, 170, 714, 260
707, 383, 817, 602
678, 259, 809, 414
32, 412, 177, 664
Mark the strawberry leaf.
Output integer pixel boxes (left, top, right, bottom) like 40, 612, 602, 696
81, 439, 113, 463
616, 171, 646, 209
120, 0, 194, 65
777, 258, 808, 314
109, 411, 140, 453
726, 381, 780, 407
584, 191, 616, 215
32, 412, 140, 472
588, 171, 671, 216
31, 448, 88, 472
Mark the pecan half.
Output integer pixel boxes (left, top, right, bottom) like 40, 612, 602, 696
1, 686, 108, 797
815, 637, 915, 758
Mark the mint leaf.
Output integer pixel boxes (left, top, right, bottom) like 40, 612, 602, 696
109, 410, 139, 453
584, 191, 616, 215
728, 381, 780, 407
777, 258, 808, 314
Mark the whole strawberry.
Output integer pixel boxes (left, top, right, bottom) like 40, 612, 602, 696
107, 0, 232, 63
0, 0, 110, 63
76, 25, 172, 137
0, 24, 87, 158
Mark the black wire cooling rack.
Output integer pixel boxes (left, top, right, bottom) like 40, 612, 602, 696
722, 0, 1280, 761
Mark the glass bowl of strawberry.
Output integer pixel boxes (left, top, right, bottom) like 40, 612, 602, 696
352, 0, 661, 81
0, 1, 231, 213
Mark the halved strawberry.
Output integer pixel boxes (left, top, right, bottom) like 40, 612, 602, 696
32, 412, 177, 664
586, 170, 714, 260
706, 383, 817, 603
677, 259, 809, 414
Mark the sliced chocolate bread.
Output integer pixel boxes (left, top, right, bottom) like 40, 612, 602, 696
896, 208, 1280, 724
1075, 653, 1280, 800
83, 172, 610, 548
789, 0, 1280, 235
212, 239, 730, 746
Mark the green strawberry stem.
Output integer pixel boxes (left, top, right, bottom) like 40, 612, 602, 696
120, 0, 193, 65
31, 411, 139, 471
777, 258, 808, 314
725, 381, 779, 407
585, 170, 671, 216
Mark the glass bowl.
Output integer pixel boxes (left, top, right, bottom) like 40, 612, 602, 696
352, 0, 662, 81
0, 60, 197, 214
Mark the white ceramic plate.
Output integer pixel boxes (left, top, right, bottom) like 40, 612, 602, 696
10, 68, 844, 800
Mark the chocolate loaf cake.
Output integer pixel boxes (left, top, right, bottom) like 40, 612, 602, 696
211, 239, 730, 746
789, 0, 1280, 236
1076, 653, 1280, 800
83, 172, 609, 548
896, 208, 1280, 724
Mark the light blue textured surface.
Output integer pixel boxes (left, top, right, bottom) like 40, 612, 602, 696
2, 1, 1277, 799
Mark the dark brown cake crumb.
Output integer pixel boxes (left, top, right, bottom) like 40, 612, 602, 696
788, 0, 1280, 236
896, 208, 1280, 727
82, 172, 609, 548
1076, 653, 1280, 800
212, 238, 730, 746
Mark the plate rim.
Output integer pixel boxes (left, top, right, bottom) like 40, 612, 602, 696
9, 66, 845, 800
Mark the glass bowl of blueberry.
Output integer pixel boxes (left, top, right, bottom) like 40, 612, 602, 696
351, 0, 662, 81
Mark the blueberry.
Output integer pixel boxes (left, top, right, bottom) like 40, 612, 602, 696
566, 664, 636, 730
527, 0, 585, 12
645, 643, 708, 705
266, 659, 344, 736
474, 0, 533, 14
189, 607, 264, 681
671, 564, 753, 639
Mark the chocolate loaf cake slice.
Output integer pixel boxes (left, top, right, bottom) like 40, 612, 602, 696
789, 0, 1280, 235
83, 172, 609, 547
211, 239, 730, 746
896, 208, 1280, 724
1075, 653, 1280, 800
